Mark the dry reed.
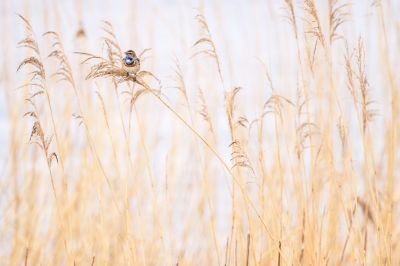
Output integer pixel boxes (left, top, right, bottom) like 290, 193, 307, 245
1, 1, 399, 265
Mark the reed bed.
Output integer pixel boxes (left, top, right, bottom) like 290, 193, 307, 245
0, 0, 399, 265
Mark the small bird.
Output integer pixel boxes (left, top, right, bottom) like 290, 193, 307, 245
122, 50, 140, 75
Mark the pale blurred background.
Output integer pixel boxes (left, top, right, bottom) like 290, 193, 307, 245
0, 0, 399, 265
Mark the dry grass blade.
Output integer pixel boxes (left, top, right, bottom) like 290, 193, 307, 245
96, 91, 109, 128
281, 0, 297, 35
28, 118, 57, 167
192, 9, 225, 88
224, 238, 229, 266
17, 83, 45, 91
137, 71, 162, 90
197, 87, 213, 132
257, 57, 294, 123
246, 233, 250, 266
17, 57, 45, 81
16, 14, 46, 84
104, 40, 121, 67
130, 88, 149, 106
263, 94, 294, 124
337, 115, 347, 153
357, 197, 375, 225
329, 0, 351, 42
302, 0, 325, 48
23, 111, 37, 118
87, 60, 135, 83
101, 21, 122, 65
24, 247, 28, 266
29, 121, 44, 142
139, 48, 152, 63
72, 113, 84, 126
235, 113, 249, 129
74, 52, 104, 64
16, 13, 33, 32
229, 139, 255, 174
295, 121, 319, 159
44, 31, 75, 86
353, 35, 379, 133
28, 90, 45, 100
294, 87, 318, 158
17, 37, 40, 55
225, 87, 243, 131
303, 32, 317, 76
168, 55, 188, 102
48, 152, 58, 165
344, 41, 356, 99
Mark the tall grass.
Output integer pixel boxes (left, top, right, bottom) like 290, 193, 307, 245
0, 0, 399, 265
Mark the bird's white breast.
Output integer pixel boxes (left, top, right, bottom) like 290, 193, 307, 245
123, 63, 140, 74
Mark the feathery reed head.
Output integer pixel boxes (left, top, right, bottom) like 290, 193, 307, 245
229, 139, 255, 174
329, 0, 351, 43
197, 87, 213, 132
43, 31, 75, 87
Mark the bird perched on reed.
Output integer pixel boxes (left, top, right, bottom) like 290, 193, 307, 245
122, 50, 140, 75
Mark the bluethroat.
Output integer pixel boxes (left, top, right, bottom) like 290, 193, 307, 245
122, 50, 140, 75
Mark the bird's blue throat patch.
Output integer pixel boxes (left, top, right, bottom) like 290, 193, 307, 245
125, 55, 134, 65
